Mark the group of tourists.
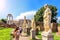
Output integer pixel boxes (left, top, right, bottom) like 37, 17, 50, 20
11, 26, 22, 40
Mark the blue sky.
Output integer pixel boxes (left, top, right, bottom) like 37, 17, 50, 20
0, 0, 60, 21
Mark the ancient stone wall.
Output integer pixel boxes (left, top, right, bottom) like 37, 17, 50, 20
38, 22, 58, 32
51, 22, 58, 32
0, 22, 16, 28
38, 22, 44, 31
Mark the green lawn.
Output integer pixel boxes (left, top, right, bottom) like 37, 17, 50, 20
0, 27, 60, 40
53, 32, 60, 40
0, 27, 13, 40
37, 31, 60, 40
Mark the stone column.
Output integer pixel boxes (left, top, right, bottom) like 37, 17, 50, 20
7, 14, 13, 25
30, 18, 36, 39
41, 4, 54, 40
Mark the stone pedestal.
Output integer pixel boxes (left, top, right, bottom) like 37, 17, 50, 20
30, 29, 36, 39
42, 31, 54, 40
41, 4, 54, 40
24, 28, 27, 33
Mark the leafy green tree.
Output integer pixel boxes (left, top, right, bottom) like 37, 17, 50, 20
1, 19, 7, 23
34, 5, 57, 25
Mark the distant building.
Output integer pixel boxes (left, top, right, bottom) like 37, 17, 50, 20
13, 19, 31, 27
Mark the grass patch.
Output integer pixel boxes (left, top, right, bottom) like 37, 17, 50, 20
37, 31, 60, 40
0, 27, 13, 40
53, 32, 60, 40
0, 27, 4, 30
37, 31, 42, 38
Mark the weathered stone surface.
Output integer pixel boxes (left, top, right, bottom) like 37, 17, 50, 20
51, 23, 58, 32
42, 31, 54, 40
30, 18, 36, 39
30, 29, 36, 39
23, 16, 27, 33
42, 4, 54, 40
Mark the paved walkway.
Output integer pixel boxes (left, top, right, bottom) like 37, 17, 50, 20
12, 36, 30, 40
20, 32, 30, 40
12, 32, 41, 40
12, 32, 30, 40
19, 36, 30, 40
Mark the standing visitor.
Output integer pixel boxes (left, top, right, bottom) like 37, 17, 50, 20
19, 26, 23, 37
11, 27, 20, 40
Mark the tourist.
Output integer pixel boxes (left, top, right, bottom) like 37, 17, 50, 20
19, 26, 23, 37
12, 27, 20, 40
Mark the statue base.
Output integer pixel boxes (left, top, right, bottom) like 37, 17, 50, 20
30, 29, 36, 39
41, 31, 54, 40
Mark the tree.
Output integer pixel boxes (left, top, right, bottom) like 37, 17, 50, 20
1, 19, 7, 23
34, 4, 57, 25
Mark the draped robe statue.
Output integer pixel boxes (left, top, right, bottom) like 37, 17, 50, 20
43, 4, 52, 32
30, 18, 36, 39
31, 18, 36, 30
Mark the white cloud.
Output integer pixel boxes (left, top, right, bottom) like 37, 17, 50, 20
15, 11, 36, 20
15, 10, 60, 23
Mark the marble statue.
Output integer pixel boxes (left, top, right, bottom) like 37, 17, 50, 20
42, 4, 54, 40
43, 4, 52, 32
31, 18, 36, 29
22, 16, 27, 33
30, 18, 36, 39
23, 16, 26, 28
